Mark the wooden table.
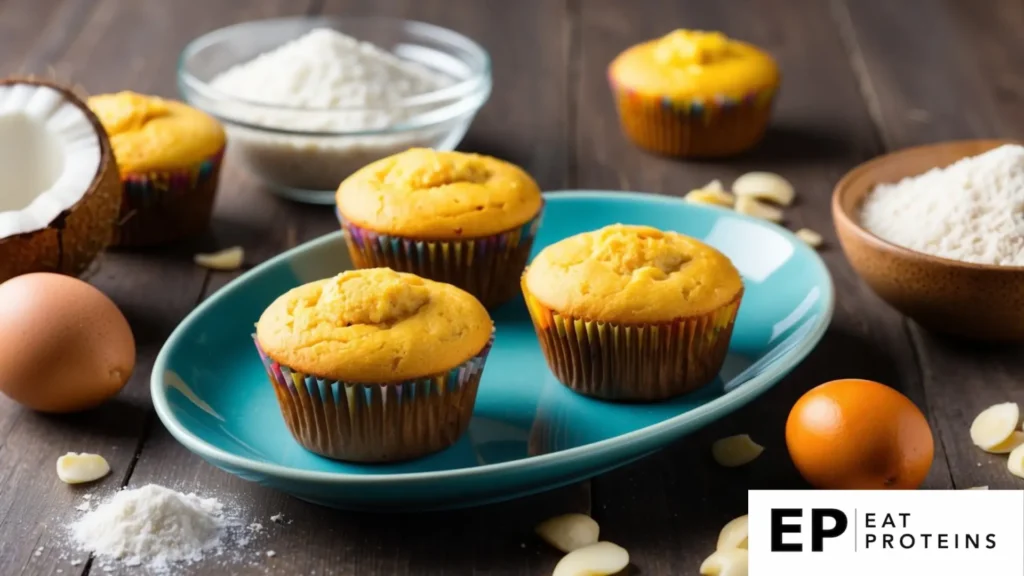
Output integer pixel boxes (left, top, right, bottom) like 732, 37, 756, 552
2, 0, 1022, 574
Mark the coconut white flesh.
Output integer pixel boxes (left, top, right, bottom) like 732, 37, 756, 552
0, 83, 100, 238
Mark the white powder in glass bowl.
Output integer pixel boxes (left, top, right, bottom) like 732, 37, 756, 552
203, 28, 467, 197
860, 144, 1024, 266
210, 28, 448, 131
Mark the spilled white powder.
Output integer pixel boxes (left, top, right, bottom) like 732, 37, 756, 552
861, 144, 1024, 266
69, 484, 250, 573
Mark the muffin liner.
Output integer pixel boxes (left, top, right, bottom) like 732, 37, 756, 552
253, 335, 494, 463
338, 209, 543, 308
523, 279, 742, 401
609, 77, 777, 158
115, 147, 224, 247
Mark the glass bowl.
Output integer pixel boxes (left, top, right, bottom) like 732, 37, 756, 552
178, 16, 492, 204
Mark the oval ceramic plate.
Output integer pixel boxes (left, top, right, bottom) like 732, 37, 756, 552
152, 191, 833, 511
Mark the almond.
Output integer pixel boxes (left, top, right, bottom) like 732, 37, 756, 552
700, 548, 748, 576
535, 513, 600, 553
716, 515, 748, 550
732, 172, 795, 206
970, 403, 1020, 451
194, 246, 245, 271
551, 542, 629, 576
712, 435, 764, 468
56, 452, 110, 484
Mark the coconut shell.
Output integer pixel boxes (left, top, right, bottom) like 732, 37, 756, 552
0, 78, 122, 282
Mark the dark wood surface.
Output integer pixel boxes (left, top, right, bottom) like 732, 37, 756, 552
0, 0, 1021, 574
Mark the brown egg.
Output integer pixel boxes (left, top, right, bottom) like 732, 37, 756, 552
0, 273, 135, 413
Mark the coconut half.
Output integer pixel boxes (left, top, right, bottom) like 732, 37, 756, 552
0, 78, 121, 282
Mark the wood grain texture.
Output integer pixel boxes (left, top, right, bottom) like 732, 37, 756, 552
115, 1, 587, 575
3, 0, 1018, 574
0, 2, 315, 575
0, 0, 97, 77
0, 2, 152, 574
576, 0, 951, 572
837, 0, 1024, 490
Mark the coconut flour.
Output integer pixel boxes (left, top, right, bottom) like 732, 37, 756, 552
860, 144, 1024, 266
210, 28, 448, 130
70, 484, 254, 573
205, 28, 459, 193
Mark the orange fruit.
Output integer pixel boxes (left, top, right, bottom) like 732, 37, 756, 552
785, 379, 934, 489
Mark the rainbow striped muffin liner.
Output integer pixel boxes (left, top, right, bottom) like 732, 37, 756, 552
609, 76, 777, 158
522, 279, 742, 401
114, 147, 224, 247
253, 335, 494, 463
338, 208, 543, 309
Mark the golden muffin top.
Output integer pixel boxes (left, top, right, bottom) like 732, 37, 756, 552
88, 91, 225, 173
609, 29, 779, 101
523, 224, 743, 323
256, 268, 492, 383
336, 148, 543, 239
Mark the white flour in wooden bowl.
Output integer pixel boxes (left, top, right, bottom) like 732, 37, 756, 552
860, 144, 1024, 266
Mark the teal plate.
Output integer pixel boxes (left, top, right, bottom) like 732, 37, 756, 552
152, 191, 833, 511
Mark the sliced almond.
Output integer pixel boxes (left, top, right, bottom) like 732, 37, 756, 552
734, 197, 783, 223
732, 172, 795, 206
56, 452, 110, 484
716, 515, 748, 550
988, 431, 1024, 454
1008, 443, 1024, 479
704, 179, 725, 192
795, 228, 823, 248
551, 541, 629, 576
712, 435, 764, 468
535, 513, 600, 553
700, 548, 748, 576
194, 246, 245, 271
685, 188, 736, 208
970, 403, 1020, 451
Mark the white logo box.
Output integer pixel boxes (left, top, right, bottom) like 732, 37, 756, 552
748, 490, 1024, 576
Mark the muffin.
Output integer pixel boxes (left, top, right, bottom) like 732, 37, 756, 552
88, 91, 225, 247
608, 29, 779, 158
336, 148, 543, 308
254, 268, 494, 463
522, 224, 743, 401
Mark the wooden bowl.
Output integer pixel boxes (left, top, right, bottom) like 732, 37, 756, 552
832, 139, 1024, 341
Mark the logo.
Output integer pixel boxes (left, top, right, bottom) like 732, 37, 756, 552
748, 490, 1023, 576
770, 508, 848, 552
